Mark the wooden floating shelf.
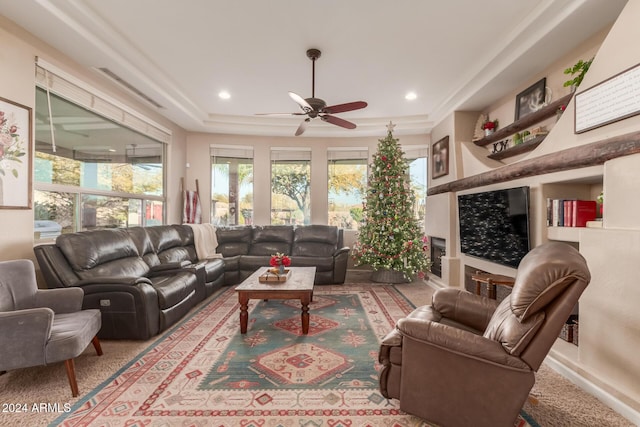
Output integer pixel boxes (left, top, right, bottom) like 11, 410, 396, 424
428, 129, 640, 196
473, 93, 573, 147
487, 135, 546, 160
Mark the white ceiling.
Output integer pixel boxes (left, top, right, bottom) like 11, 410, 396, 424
0, 0, 629, 137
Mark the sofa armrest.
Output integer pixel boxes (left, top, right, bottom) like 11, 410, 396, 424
332, 246, 350, 284
34, 287, 84, 313
75, 276, 153, 287
431, 288, 500, 332
333, 246, 350, 257
397, 317, 529, 369
149, 261, 192, 273
78, 281, 161, 340
0, 308, 54, 370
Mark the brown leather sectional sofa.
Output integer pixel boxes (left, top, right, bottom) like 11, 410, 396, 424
34, 224, 348, 340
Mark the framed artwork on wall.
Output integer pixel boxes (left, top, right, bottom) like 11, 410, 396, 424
431, 135, 449, 179
0, 96, 32, 209
515, 78, 546, 121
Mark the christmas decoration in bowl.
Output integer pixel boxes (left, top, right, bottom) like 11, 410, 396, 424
269, 252, 291, 274
481, 118, 499, 135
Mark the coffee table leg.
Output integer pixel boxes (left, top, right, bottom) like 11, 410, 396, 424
301, 294, 311, 334
239, 293, 249, 334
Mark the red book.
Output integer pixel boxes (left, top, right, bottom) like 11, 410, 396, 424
564, 200, 573, 227
572, 200, 597, 227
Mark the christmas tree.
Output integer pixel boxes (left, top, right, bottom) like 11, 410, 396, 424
352, 122, 430, 281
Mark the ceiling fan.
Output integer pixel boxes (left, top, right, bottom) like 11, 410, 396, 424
257, 48, 368, 136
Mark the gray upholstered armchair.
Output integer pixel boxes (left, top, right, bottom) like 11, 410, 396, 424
378, 242, 591, 427
0, 259, 103, 397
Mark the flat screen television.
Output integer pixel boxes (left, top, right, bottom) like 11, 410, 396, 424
458, 186, 531, 268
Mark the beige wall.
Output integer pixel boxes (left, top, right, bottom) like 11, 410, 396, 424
185, 132, 429, 254
0, 16, 188, 263
425, 0, 640, 416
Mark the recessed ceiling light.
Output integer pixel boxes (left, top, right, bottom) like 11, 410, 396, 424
218, 90, 231, 100
405, 92, 417, 101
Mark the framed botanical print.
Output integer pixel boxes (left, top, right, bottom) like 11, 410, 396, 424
0, 96, 32, 209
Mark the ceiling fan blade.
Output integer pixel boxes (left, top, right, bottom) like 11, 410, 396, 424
295, 118, 310, 136
321, 114, 357, 129
322, 101, 368, 114
254, 112, 306, 116
288, 91, 313, 113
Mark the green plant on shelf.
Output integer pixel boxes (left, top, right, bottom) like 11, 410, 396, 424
563, 58, 593, 90
513, 132, 523, 145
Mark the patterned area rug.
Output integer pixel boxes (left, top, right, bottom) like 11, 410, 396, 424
51, 284, 537, 426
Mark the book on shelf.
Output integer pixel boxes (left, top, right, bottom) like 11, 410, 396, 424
547, 199, 596, 227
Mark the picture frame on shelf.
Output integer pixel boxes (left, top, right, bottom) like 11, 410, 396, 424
0, 96, 32, 209
515, 78, 546, 121
431, 135, 449, 178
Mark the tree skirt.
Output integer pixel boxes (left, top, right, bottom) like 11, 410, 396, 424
51, 284, 536, 426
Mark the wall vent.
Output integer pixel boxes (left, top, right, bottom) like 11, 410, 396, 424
96, 67, 164, 109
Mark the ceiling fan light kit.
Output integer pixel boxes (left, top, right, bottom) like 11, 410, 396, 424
258, 48, 367, 135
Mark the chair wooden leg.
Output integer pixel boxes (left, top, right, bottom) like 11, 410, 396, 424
92, 335, 104, 356
64, 359, 79, 397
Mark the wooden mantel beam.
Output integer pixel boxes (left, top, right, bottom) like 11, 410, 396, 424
428, 130, 640, 196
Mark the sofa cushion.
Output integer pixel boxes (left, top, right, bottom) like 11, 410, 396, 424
146, 225, 182, 253
511, 241, 591, 322
149, 271, 197, 310
126, 227, 161, 267
249, 225, 293, 256
146, 225, 195, 264
200, 258, 225, 282
56, 229, 150, 280
216, 227, 252, 257
292, 225, 338, 257
238, 255, 271, 271
222, 255, 241, 272
173, 225, 199, 261
57, 229, 139, 271
483, 298, 545, 356
290, 256, 333, 271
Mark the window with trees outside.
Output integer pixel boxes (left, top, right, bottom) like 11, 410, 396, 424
271, 148, 311, 225
33, 76, 166, 240
403, 146, 428, 231
328, 148, 367, 230
211, 146, 254, 226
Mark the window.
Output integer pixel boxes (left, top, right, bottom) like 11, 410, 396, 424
327, 148, 367, 230
34, 65, 167, 239
403, 146, 428, 231
211, 147, 254, 226
271, 149, 311, 225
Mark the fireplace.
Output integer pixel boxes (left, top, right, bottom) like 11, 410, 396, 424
430, 237, 446, 278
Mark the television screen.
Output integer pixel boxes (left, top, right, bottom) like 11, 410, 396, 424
458, 186, 531, 268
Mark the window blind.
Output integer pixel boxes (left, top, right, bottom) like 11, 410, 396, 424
210, 145, 254, 159
35, 58, 171, 144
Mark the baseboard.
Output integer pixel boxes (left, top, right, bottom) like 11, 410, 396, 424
545, 354, 640, 425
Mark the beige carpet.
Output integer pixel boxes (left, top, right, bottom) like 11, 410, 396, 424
0, 271, 634, 427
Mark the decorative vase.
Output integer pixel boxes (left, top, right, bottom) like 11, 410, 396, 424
278, 264, 285, 274
484, 129, 494, 137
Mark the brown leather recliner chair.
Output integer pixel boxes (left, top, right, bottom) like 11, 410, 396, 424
378, 242, 590, 427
